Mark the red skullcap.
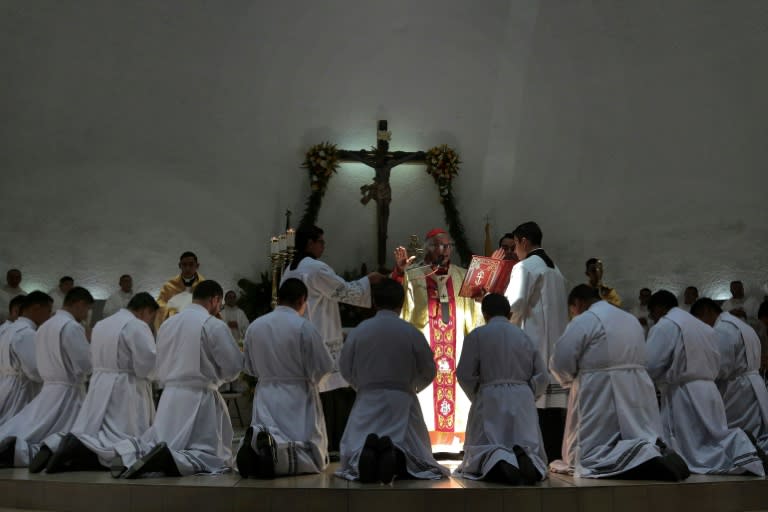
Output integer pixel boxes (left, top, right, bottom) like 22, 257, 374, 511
425, 228, 448, 240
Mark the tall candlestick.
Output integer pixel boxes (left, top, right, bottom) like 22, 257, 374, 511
286, 228, 295, 248
270, 237, 279, 255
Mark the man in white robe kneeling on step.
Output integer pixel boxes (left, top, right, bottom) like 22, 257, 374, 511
690, 298, 768, 457
31, 292, 159, 473
454, 294, 548, 485
646, 290, 765, 476
0, 287, 93, 467
336, 278, 448, 483
111, 280, 243, 478
236, 278, 333, 478
550, 285, 689, 480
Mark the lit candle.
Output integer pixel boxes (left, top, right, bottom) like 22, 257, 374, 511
270, 237, 279, 255
278, 234, 287, 252
286, 228, 295, 248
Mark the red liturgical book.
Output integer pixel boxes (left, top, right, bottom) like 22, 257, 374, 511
458, 256, 515, 299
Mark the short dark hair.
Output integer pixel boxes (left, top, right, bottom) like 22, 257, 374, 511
640, 287, 652, 294
372, 278, 405, 311
568, 284, 600, 306
481, 293, 511, 318
511, 221, 542, 246
59, 276, 74, 285
278, 278, 308, 305
498, 233, 514, 247
690, 298, 721, 318
119, 274, 131, 281
179, 251, 198, 262
63, 286, 94, 306
295, 225, 324, 253
192, 280, 223, 300
8, 294, 26, 313
7, 268, 20, 277
648, 290, 678, 311
585, 258, 599, 271
20, 291, 53, 312
757, 300, 768, 320
685, 286, 699, 294
127, 292, 159, 312
731, 280, 743, 286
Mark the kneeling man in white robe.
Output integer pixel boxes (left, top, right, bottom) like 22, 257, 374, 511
236, 278, 333, 478
646, 290, 764, 476
454, 294, 548, 485
550, 285, 689, 480
0, 292, 53, 425
0, 287, 93, 467
336, 279, 448, 483
32, 292, 160, 473
112, 280, 243, 478
691, 298, 768, 454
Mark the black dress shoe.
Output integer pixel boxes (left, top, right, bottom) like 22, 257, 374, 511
513, 445, 541, 485
0, 438, 16, 468
123, 443, 181, 479
46, 433, 101, 473
110, 455, 127, 479
358, 433, 379, 483
236, 427, 258, 478
28, 445, 53, 473
485, 459, 523, 485
254, 429, 276, 480
377, 436, 397, 484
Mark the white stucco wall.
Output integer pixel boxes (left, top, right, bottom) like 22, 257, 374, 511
1, 0, 766, 307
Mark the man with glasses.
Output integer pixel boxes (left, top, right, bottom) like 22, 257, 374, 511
392, 228, 482, 454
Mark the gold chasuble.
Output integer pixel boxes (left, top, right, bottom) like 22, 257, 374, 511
155, 273, 205, 331
401, 264, 482, 451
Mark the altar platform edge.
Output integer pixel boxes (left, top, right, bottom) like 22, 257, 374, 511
1, 464, 767, 512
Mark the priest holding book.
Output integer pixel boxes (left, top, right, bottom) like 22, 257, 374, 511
392, 229, 482, 452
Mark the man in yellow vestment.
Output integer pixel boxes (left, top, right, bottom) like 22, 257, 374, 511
392, 229, 482, 452
155, 251, 205, 330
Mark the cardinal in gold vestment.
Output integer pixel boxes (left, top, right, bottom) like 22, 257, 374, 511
392, 229, 482, 452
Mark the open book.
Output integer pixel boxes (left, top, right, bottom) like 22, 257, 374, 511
458, 255, 515, 299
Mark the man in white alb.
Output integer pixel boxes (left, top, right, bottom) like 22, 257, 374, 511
646, 290, 764, 475
336, 279, 447, 483
0, 292, 53, 425
49, 276, 75, 312
237, 278, 333, 478
0, 287, 93, 467
550, 285, 689, 480
112, 280, 243, 478
630, 287, 654, 335
282, 225, 384, 453
220, 290, 249, 342
503, 221, 569, 462
691, 298, 768, 454
102, 275, 134, 317
31, 293, 159, 473
455, 294, 547, 485
1, 269, 27, 297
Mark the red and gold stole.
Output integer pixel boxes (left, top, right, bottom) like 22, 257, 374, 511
426, 274, 458, 438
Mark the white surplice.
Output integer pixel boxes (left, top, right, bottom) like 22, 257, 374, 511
102, 290, 133, 317
42, 309, 157, 466
0, 310, 91, 466
336, 310, 448, 480
712, 312, 768, 451
113, 304, 243, 475
646, 307, 764, 475
504, 250, 569, 408
0, 318, 42, 425
551, 301, 666, 477
243, 305, 333, 475
454, 317, 548, 480
48, 288, 67, 312
281, 257, 371, 392
220, 305, 249, 342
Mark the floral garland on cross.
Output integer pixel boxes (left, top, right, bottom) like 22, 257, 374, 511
424, 144, 472, 265
299, 142, 340, 227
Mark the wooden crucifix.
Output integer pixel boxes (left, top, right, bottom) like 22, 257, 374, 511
338, 120, 426, 271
